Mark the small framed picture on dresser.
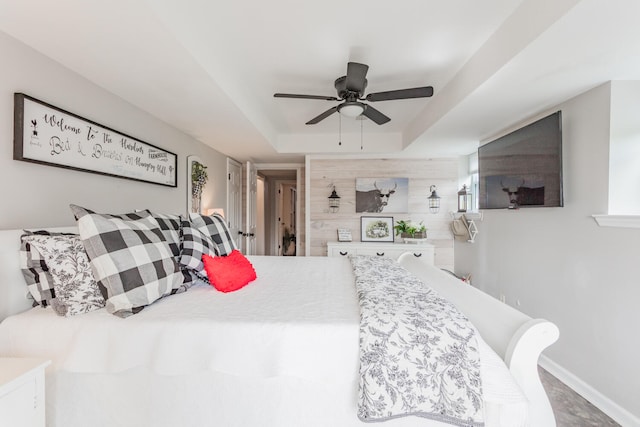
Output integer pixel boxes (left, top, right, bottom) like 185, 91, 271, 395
361, 216, 394, 242
337, 228, 352, 242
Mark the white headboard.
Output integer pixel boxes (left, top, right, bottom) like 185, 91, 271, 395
0, 227, 78, 321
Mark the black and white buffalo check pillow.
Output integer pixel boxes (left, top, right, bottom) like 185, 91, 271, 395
70, 204, 183, 318
188, 213, 237, 256
179, 219, 218, 284
146, 211, 182, 260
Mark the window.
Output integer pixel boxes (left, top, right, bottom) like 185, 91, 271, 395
468, 151, 479, 212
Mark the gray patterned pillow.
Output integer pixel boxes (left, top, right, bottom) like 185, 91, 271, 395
22, 234, 105, 316
188, 213, 237, 256
70, 204, 183, 318
19, 230, 76, 307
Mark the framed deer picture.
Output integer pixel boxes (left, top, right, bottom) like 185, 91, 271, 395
355, 177, 408, 213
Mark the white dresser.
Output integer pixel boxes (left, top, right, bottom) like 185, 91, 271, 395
327, 242, 435, 266
0, 358, 50, 427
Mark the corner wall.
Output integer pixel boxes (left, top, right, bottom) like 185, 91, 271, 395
0, 31, 228, 229
455, 83, 640, 424
609, 80, 640, 214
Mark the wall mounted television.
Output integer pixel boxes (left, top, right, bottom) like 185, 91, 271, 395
478, 111, 563, 209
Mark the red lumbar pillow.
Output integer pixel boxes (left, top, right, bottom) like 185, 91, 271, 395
202, 250, 257, 292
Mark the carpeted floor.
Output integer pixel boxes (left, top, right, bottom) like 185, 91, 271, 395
539, 367, 621, 426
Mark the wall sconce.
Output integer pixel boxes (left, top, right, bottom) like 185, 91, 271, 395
328, 186, 341, 213
457, 185, 471, 213
428, 185, 441, 214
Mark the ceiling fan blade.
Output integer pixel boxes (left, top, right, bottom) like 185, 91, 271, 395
306, 106, 338, 125
362, 105, 391, 125
274, 93, 339, 101
366, 86, 434, 102
345, 62, 369, 93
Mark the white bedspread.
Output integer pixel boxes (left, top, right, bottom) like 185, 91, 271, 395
0, 256, 360, 385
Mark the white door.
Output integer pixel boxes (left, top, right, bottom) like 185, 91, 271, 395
245, 161, 257, 255
227, 158, 243, 252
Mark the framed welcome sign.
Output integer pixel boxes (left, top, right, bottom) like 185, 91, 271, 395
13, 93, 177, 187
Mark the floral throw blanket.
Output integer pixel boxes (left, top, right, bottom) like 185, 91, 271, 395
350, 255, 484, 426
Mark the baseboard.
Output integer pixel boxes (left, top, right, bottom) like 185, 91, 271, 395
539, 355, 640, 427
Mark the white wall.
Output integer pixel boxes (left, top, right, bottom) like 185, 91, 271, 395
455, 82, 640, 424
609, 81, 640, 214
0, 31, 228, 229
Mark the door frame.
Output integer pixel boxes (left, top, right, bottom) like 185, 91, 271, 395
254, 163, 303, 256
226, 158, 243, 252
245, 161, 257, 255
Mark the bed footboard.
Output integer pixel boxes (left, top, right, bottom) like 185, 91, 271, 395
507, 318, 560, 427
397, 253, 559, 427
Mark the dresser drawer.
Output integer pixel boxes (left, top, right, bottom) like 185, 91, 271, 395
329, 247, 354, 257
355, 247, 404, 259
399, 249, 432, 261
327, 242, 434, 266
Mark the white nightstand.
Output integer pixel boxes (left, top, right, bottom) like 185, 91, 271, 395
0, 358, 50, 427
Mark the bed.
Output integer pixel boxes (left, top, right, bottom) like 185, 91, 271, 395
0, 224, 559, 427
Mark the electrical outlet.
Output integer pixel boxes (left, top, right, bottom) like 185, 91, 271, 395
499, 294, 506, 303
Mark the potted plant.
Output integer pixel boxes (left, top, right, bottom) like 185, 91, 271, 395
393, 220, 411, 238
413, 222, 427, 239
191, 161, 208, 213
393, 220, 427, 239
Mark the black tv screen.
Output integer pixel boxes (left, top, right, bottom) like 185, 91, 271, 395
478, 111, 563, 209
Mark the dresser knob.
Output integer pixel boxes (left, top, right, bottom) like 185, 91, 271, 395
339, 251, 348, 256
413, 253, 423, 257
376, 252, 385, 256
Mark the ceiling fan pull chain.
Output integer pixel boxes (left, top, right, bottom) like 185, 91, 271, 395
360, 117, 363, 150
338, 113, 342, 146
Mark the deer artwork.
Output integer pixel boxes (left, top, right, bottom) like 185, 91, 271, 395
356, 181, 398, 213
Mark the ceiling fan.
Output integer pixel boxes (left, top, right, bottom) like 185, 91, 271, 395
274, 62, 433, 125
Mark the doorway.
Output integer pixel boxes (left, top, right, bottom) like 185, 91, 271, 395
254, 166, 301, 256
278, 181, 297, 256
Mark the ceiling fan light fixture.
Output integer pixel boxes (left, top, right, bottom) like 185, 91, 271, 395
274, 61, 433, 125
338, 102, 364, 118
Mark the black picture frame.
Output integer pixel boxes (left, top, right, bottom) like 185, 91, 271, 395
13, 93, 177, 187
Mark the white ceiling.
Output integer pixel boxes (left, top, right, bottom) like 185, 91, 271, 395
1, 0, 639, 162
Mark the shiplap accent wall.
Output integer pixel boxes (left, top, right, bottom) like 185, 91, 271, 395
308, 157, 458, 270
